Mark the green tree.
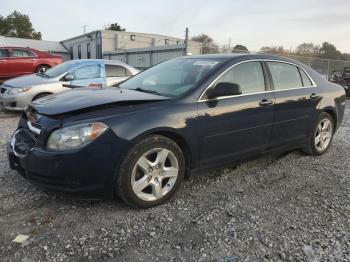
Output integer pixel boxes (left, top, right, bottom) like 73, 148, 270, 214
191, 34, 219, 54
0, 11, 41, 39
319, 42, 343, 60
105, 23, 126, 31
232, 44, 248, 53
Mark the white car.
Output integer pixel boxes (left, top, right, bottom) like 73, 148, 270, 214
0, 59, 139, 111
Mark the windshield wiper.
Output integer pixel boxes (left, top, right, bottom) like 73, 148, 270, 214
132, 87, 162, 96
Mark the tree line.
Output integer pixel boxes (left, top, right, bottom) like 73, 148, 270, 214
191, 33, 349, 61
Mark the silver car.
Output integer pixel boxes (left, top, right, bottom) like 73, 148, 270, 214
0, 59, 139, 111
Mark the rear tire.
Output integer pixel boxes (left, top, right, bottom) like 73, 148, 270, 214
115, 135, 185, 208
36, 65, 50, 73
302, 112, 334, 156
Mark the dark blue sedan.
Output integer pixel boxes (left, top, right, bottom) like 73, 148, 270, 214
8, 54, 346, 208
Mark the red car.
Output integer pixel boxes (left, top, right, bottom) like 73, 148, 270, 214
0, 47, 63, 80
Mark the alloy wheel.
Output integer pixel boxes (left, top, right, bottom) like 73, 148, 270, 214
314, 118, 333, 151
131, 148, 179, 201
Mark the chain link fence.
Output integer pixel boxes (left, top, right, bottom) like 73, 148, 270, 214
283, 55, 350, 78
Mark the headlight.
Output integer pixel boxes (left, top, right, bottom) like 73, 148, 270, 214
47, 122, 108, 150
7, 87, 31, 95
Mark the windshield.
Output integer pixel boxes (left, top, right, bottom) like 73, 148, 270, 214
119, 58, 224, 98
43, 61, 81, 78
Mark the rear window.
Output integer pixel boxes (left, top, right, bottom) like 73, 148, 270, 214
105, 65, 131, 77
267, 62, 303, 90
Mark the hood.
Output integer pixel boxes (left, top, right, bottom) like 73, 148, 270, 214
4, 74, 56, 87
30, 88, 169, 115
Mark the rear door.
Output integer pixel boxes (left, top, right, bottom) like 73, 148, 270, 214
197, 61, 275, 167
70, 63, 104, 88
8, 48, 37, 76
105, 64, 132, 87
0, 48, 10, 77
266, 61, 319, 149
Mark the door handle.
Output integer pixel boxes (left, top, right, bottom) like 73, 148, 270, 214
31, 59, 37, 61
0, 60, 6, 62
259, 99, 273, 106
310, 93, 320, 99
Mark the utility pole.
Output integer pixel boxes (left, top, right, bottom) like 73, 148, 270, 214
228, 37, 231, 49
82, 25, 87, 34
184, 27, 189, 56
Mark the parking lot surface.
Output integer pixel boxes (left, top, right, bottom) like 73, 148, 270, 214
0, 103, 349, 262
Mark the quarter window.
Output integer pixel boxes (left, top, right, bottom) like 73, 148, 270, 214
72, 64, 101, 79
213, 62, 266, 95
267, 62, 302, 90
105, 65, 131, 77
299, 68, 313, 86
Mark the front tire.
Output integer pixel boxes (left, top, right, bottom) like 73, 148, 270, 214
115, 135, 185, 208
303, 112, 334, 155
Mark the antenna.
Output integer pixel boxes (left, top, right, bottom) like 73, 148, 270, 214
82, 25, 87, 34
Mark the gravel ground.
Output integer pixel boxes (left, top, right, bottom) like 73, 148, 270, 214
0, 103, 349, 262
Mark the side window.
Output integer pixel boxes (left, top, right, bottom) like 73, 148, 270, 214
72, 64, 101, 80
105, 65, 129, 77
0, 49, 9, 57
299, 68, 313, 86
267, 62, 302, 90
213, 61, 266, 94
11, 49, 34, 57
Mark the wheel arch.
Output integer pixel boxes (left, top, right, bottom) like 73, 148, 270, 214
130, 128, 194, 171
321, 107, 338, 129
32, 92, 53, 101
35, 64, 51, 72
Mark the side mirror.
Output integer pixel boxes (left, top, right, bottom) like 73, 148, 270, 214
64, 73, 74, 81
206, 82, 242, 99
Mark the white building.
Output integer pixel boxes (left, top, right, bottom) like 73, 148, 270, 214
0, 30, 202, 68
61, 30, 201, 61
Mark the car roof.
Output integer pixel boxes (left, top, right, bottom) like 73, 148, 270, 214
67, 59, 139, 73
183, 53, 305, 66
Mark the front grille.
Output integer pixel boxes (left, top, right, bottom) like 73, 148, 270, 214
12, 129, 37, 157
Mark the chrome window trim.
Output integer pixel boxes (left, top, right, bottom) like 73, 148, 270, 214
27, 121, 41, 135
198, 59, 317, 102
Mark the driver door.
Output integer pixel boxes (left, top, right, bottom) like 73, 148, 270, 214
197, 61, 275, 167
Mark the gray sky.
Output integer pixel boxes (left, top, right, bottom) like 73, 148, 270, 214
2, 0, 350, 53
